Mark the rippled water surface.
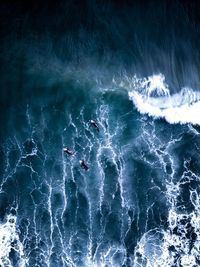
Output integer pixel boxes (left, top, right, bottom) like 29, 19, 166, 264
0, 1, 200, 266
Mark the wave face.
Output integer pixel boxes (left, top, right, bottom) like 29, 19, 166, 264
1, 0, 200, 266
127, 74, 200, 125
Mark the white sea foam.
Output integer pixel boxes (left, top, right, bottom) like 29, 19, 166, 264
133, 180, 200, 266
86, 244, 126, 267
127, 74, 200, 125
0, 215, 27, 267
133, 208, 200, 267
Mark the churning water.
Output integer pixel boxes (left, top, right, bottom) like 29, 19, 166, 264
0, 1, 200, 266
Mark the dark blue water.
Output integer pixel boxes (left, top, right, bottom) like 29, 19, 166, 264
1, 1, 200, 266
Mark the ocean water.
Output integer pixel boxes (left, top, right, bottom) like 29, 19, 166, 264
1, 1, 200, 266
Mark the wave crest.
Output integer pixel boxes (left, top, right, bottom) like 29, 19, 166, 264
127, 74, 200, 125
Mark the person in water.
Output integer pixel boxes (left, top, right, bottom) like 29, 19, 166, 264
63, 147, 74, 155
79, 160, 89, 170
89, 120, 99, 132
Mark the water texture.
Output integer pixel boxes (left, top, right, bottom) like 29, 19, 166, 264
0, 1, 200, 266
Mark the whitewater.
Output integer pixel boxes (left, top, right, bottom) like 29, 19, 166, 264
1, 72, 200, 266
1, 1, 200, 266
126, 74, 200, 125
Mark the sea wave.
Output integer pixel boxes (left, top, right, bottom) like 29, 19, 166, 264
127, 74, 200, 125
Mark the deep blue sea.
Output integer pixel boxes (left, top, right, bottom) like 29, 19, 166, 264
0, 1, 200, 266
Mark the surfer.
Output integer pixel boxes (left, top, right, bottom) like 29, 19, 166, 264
63, 147, 74, 156
89, 120, 99, 132
79, 160, 89, 171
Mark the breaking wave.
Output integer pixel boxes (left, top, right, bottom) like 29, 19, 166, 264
127, 74, 200, 125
